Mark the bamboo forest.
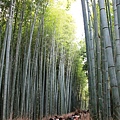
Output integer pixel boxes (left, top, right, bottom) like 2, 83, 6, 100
0, 0, 120, 120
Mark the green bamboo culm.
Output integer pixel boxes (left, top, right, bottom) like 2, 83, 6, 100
98, 0, 120, 119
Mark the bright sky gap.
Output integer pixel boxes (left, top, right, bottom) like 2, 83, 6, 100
69, 0, 85, 42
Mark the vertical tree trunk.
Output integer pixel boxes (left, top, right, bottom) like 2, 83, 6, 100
81, 0, 97, 119
113, 0, 120, 96
20, 5, 38, 117
10, 3, 24, 117
98, 0, 120, 119
92, 0, 103, 119
2, 1, 15, 119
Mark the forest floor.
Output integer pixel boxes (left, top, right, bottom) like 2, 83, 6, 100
41, 109, 91, 120
9, 110, 91, 120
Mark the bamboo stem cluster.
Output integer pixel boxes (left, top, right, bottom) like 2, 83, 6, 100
81, 0, 120, 119
0, 0, 87, 119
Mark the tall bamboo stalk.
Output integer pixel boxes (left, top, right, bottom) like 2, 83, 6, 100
98, 0, 120, 119
3, 1, 15, 119
81, 0, 97, 119
113, 0, 120, 96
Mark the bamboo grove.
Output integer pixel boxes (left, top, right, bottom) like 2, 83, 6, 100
0, 0, 88, 120
81, 0, 120, 120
